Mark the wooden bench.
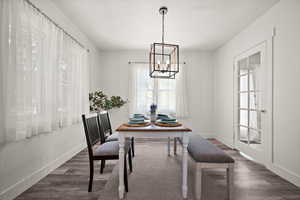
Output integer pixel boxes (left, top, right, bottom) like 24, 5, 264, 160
175, 135, 234, 200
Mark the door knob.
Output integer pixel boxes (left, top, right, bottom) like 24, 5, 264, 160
261, 109, 267, 113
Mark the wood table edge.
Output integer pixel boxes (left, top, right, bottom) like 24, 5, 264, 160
115, 124, 192, 132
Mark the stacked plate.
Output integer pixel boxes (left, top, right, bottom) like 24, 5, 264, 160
157, 114, 177, 124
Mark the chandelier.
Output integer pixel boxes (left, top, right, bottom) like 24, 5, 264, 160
149, 7, 179, 79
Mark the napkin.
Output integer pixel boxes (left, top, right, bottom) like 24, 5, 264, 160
130, 117, 144, 121
160, 118, 177, 124
161, 118, 176, 122
157, 114, 169, 120
134, 114, 144, 118
158, 113, 168, 117
128, 117, 145, 124
128, 121, 146, 124
160, 121, 177, 124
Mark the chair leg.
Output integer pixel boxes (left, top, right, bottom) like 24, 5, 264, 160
174, 137, 177, 155
100, 160, 105, 174
88, 160, 94, 192
128, 148, 133, 172
124, 154, 129, 192
131, 137, 135, 157
167, 137, 171, 156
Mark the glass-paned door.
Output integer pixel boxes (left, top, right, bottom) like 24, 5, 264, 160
238, 52, 262, 147
234, 42, 268, 163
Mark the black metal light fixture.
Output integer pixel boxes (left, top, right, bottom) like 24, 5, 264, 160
149, 7, 179, 79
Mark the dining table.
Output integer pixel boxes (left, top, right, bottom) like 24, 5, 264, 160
116, 122, 192, 199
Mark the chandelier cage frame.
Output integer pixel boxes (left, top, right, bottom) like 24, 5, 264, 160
149, 6, 180, 79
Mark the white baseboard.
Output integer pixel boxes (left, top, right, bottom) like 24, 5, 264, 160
0, 142, 86, 200
194, 132, 215, 139
267, 163, 300, 188
214, 136, 300, 188
214, 135, 234, 148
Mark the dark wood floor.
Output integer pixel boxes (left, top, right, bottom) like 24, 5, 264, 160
15, 148, 115, 200
15, 139, 300, 200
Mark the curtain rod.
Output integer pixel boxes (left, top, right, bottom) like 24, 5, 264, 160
128, 61, 186, 65
25, 0, 90, 52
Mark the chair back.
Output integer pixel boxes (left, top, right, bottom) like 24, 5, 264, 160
82, 114, 101, 155
98, 111, 113, 138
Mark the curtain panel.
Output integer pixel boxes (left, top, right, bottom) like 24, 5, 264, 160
129, 63, 188, 118
0, 0, 89, 144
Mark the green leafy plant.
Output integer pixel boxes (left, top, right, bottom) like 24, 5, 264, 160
89, 90, 127, 112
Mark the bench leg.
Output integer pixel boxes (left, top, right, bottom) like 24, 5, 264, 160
227, 163, 234, 200
174, 138, 177, 155
194, 164, 202, 200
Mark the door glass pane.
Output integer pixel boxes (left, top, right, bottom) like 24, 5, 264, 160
240, 92, 248, 108
239, 69, 248, 76
249, 52, 261, 66
249, 111, 259, 129
238, 57, 248, 73
249, 130, 261, 143
239, 126, 248, 143
250, 92, 259, 109
239, 110, 248, 126
239, 75, 248, 92
249, 130, 262, 150
249, 71, 261, 91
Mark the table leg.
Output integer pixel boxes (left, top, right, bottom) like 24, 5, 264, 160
168, 137, 171, 156
118, 134, 125, 199
182, 135, 189, 199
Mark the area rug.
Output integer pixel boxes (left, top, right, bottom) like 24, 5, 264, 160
98, 141, 230, 200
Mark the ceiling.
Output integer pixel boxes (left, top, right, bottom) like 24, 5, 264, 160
52, 0, 279, 51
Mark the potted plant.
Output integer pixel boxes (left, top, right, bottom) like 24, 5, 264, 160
89, 90, 127, 112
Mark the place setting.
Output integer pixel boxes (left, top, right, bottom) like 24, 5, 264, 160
123, 114, 151, 127
122, 104, 182, 128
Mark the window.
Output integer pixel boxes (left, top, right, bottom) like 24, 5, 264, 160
129, 63, 187, 117
157, 79, 176, 114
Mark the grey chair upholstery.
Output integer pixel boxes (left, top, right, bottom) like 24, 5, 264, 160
98, 111, 135, 157
105, 132, 119, 142
94, 140, 130, 157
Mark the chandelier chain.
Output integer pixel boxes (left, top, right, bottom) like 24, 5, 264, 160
162, 12, 165, 44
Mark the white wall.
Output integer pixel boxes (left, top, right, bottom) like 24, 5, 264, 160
213, 0, 300, 187
98, 50, 214, 137
0, 0, 102, 199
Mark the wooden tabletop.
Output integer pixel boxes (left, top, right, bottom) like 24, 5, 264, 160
116, 123, 192, 132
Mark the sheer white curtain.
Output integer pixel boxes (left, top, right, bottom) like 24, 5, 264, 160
175, 64, 189, 118
0, 0, 89, 143
129, 63, 188, 118
129, 64, 154, 116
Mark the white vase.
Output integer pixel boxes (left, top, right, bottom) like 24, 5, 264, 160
150, 113, 156, 123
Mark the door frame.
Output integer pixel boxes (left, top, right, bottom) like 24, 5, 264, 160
233, 40, 274, 165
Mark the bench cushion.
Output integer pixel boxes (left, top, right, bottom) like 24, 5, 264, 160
188, 135, 234, 163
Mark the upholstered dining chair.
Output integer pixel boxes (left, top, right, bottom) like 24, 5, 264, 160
82, 114, 132, 192
98, 111, 135, 157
